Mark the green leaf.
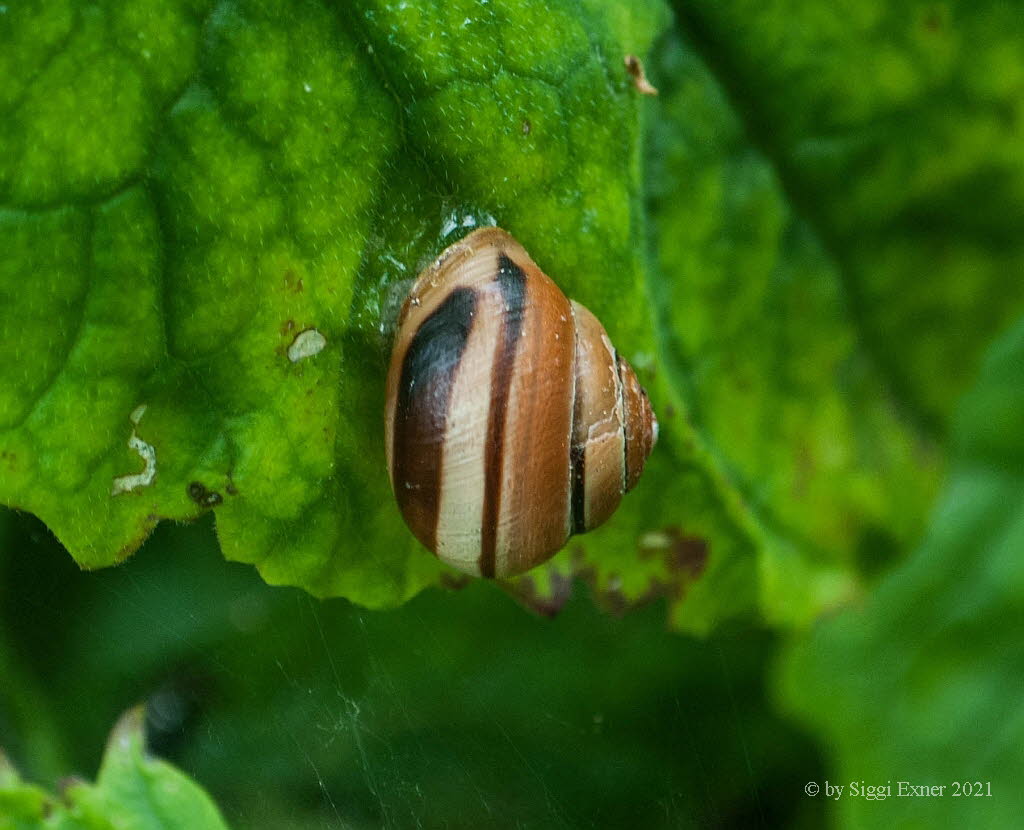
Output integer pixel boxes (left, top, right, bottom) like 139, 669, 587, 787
0, 706, 231, 829
777, 315, 1024, 828
609, 28, 947, 632
671, 0, 1024, 429
0, 0, 669, 607
3, 0, 1022, 631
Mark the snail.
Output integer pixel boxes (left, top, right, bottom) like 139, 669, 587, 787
385, 228, 657, 578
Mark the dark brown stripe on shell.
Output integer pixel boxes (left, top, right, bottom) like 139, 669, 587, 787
393, 287, 478, 553
569, 336, 587, 535
479, 253, 528, 577
569, 444, 586, 535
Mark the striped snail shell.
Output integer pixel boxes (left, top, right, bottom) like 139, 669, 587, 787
385, 227, 657, 578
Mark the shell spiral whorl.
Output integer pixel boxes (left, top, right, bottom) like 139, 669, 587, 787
385, 227, 657, 578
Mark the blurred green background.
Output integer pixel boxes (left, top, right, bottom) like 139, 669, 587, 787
0, 508, 826, 828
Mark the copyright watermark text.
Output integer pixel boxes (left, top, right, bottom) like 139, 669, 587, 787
804, 780, 993, 800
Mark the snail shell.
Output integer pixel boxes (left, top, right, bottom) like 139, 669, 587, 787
385, 228, 657, 578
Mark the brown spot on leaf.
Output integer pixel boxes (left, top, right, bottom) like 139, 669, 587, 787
666, 531, 709, 579
501, 569, 574, 618
498, 530, 711, 625
590, 530, 710, 612
522, 119, 532, 135
624, 54, 658, 96
187, 481, 223, 509
283, 270, 304, 293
